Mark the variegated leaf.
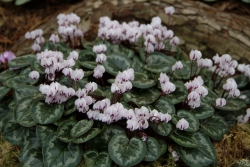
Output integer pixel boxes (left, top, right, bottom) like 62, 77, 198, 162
13, 85, 39, 103
149, 122, 172, 136
57, 119, 77, 143
108, 134, 146, 167
43, 133, 83, 167
154, 96, 176, 114
8, 54, 36, 68
31, 101, 64, 124
72, 128, 101, 144
0, 86, 10, 101
143, 137, 161, 161
192, 102, 214, 119
70, 119, 94, 138
64, 97, 77, 116
132, 72, 156, 89
19, 148, 44, 167
83, 149, 111, 167
36, 125, 57, 145
170, 130, 199, 148
0, 69, 19, 82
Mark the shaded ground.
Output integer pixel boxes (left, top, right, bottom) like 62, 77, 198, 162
1, 0, 250, 53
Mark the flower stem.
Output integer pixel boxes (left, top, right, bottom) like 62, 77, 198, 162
190, 60, 194, 79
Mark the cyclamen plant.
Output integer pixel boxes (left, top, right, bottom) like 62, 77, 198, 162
0, 6, 249, 167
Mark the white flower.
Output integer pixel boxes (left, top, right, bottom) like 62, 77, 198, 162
188, 100, 201, 108
75, 88, 87, 98
229, 89, 240, 97
170, 36, 179, 46
158, 73, 169, 84
189, 50, 202, 60
138, 118, 149, 130
32, 43, 41, 52
67, 51, 79, 60
197, 58, 213, 68
85, 82, 97, 93
160, 113, 172, 123
93, 65, 105, 78
164, 6, 175, 15
216, 98, 226, 107
187, 91, 200, 101
29, 71, 39, 80
93, 44, 107, 54
71, 69, 84, 81
49, 34, 60, 43
161, 82, 176, 94
62, 68, 73, 77
127, 118, 139, 131
172, 61, 183, 71
176, 118, 189, 130
172, 151, 179, 161
223, 78, 237, 91
95, 53, 107, 63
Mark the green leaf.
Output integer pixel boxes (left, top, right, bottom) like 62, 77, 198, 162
83, 150, 111, 167
13, 85, 39, 103
31, 60, 45, 74
154, 96, 175, 114
108, 134, 146, 167
123, 88, 160, 107
78, 50, 95, 62
8, 54, 36, 68
64, 97, 77, 115
86, 124, 126, 151
36, 125, 57, 145
72, 128, 101, 144
215, 98, 246, 111
130, 58, 147, 73
170, 130, 199, 148
200, 115, 228, 141
158, 139, 167, 156
43, 133, 83, 167
53, 113, 76, 126
103, 53, 131, 76
0, 86, 10, 101
58, 76, 87, 89
132, 72, 156, 89
3, 73, 38, 87
108, 43, 134, 59
1, 112, 29, 145
0, 69, 19, 82
192, 102, 214, 119
80, 61, 97, 69
144, 52, 176, 73
164, 80, 188, 104
19, 129, 41, 162
0, 97, 11, 127
20, 66, 32, 74
19, 148, 44, 167
177, 131, 218, 167
173, 110, 199, 132
143, 136, 161, 161
149, 122, 172, 136
240, 90, 250, 105
31, 101, 64, 124
57, 119, 77, 143
70, 119, 94, 138
14, 97, 36, 127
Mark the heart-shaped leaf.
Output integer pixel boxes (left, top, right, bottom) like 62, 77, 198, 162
31, 101, 64, 124
154, 96, 176, 114
43, 133, 83, 167
72, 128, 101, 144
1, 111, 29, 145
0, 97, 11, 128
83, 149, 112, 167
143, 136, 161, 161
177, 131, 218, 167
172, 110, 199, 132
19, 148, 44, 167
149, 122, 172, 136
192, 102, 214, 119
123, 88, 160, 107
144, 52, 176, 73
108, 43, 134, 59
164, 80, 188, 104
57, 119, 77, 143
0, 86, 10, 101
173, 60, 190, 80
201, 88, 218, 105
108, 134, 146, 167
70, 119, 94, 138
200, 115, 228, 141
4, 73, 38, 87
132, 72, 156, 89
36, 125, 57, 145
8, 54, 36, 68
103, 53, 131, 76
233, 74, 248, 88
170, 130, 199, 148
14, 97, 36, 127
0, 69, 19, 82
240, 90, 250, 105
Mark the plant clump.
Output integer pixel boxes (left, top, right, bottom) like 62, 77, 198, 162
0, 6, 250, 167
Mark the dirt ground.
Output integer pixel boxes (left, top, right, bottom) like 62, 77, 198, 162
1, 0, 250, 53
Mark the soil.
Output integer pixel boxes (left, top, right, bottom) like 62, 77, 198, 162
1, 0, 250, 53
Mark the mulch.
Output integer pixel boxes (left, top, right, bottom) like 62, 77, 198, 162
0, 0, 250, 53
